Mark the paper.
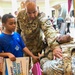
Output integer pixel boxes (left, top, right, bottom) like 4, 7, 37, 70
5, 57, 29, 75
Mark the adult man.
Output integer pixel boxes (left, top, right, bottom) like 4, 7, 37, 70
16, 2, 62, 59
39, 41, 75, 75
57, 15, 64, 30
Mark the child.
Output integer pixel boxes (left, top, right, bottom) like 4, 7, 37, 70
0, 14, 39, 75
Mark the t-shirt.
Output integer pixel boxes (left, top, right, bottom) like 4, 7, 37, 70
0, 21, 2, 34
0, 32, 26, 57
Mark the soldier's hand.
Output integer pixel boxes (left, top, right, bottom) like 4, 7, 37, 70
56, 34, 73, 44
53, 47, 62, 59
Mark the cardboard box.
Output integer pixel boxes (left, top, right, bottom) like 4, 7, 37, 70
5, 57, 29, 75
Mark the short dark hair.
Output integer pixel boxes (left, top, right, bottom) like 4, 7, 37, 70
2, 14, 14, 23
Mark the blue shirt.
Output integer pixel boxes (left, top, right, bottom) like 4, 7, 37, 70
0, 32, 26, 57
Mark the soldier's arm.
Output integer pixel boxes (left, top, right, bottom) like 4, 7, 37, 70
16, 10, 24, 34
16, 21, 21, 34
41, 20, 62, 58
41, 19, 59, 50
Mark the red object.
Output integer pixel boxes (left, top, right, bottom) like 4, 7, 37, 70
68, 0, 72, 13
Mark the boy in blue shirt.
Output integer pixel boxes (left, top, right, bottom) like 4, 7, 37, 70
0, 14, 39, 75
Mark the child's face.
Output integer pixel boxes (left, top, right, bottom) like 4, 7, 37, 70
3, 18, 16, 33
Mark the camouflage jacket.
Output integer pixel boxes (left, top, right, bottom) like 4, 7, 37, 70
16, 9, 59, 55
40, 41, 75, 75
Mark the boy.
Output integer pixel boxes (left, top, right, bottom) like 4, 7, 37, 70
0, 14, 39, 75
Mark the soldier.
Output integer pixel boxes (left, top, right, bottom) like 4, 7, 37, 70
16, 1, 62, 66
39, 35, 74, 75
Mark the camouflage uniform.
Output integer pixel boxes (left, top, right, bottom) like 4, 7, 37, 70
40, 41, 75, 75
16, 9, 59, 56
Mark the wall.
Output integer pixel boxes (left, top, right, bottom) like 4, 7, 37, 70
36, 0, 68, 18
0, 1, 12, 16
74, 0, 75, 17
0, 0, 69, 17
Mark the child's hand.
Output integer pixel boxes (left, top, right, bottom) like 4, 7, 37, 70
8, 53, 16, 61
33, 56, 39, 62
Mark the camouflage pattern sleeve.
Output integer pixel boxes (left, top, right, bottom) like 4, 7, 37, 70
41, 19, 60, 50
16, 21, 21, 34
16, 10, 26, 34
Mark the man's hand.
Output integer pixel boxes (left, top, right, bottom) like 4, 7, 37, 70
56, 34, 73, 44
53, 47, 62, 59
8, 53, 16, 61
